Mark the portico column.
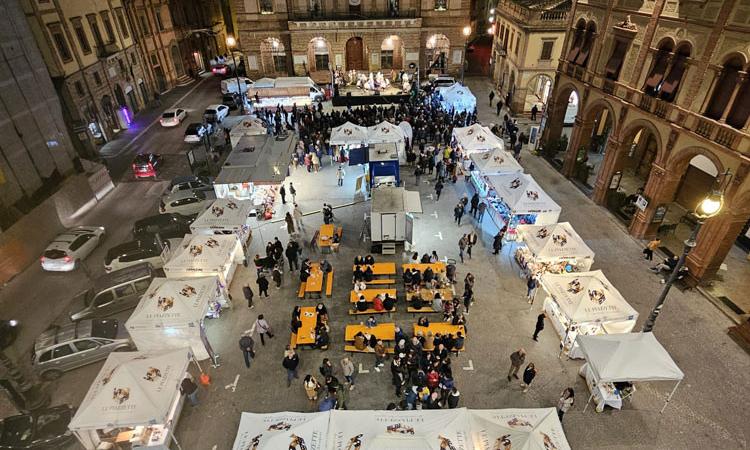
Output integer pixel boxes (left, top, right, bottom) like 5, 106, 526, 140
718, 72, 747, 123
541, 97, 563, 145
628, 164, 683, 238
685, 210, 750, 283
591, 136, 622, 205
562, 117, 592, 177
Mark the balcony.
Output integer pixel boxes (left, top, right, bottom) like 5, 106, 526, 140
288, 12, 420, 30
96, 43, 120, 59
495, 0, 568, 28
288, 9, 417, 21
558, 60, 750, 156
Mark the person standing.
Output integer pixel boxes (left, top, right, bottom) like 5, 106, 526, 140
293, 203, 304, 231
469, 193, 479, 218
467, 231, 477, 259
532, 313, 545, 341
257, 273, 270, 297
477, 201, 487, 223
488, 90, 495, 107
180, 376, 199, 406
255, 314, 273, 345
304, 375, 321, 403
435, 180, 444, 200
285, 212, 295, 235
243, 283, 254, 309
496, 99, 503, 116
289, 182, 297, 203
462, 286, 473, 314
557, 388, 575, 421
239, 333, 255, 368
454, 203, 464, 226
336, 165, 346, 186
458, 234, 467, 263
521, 362, 537, 393
447, 386, 461, 408
531, 104, 539, 121
283, 346, 300, 387
507, 348, 526, 381
272, 265, 283, 289
374, 340, 386, 371
643, 238, 660, 261
414, 165, 422, 185
341, 357, 355, 390
311, 152, 321, 172
286, 241, 299, 271
280, 184, 287, 204
526, 274, 538, 304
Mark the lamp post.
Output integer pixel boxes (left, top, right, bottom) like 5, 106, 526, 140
226, 36, 245, 114
461, 25, 471, 84
641, 188, 726, 332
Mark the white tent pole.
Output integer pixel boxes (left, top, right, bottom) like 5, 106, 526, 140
660, 379, 682, 414
171, 432, 184, 450
192, 355, 203, 374
583, 392, 594, 413
558, 326, 570, 359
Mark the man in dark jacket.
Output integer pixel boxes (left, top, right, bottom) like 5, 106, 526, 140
492, 232, 503, 255
243, 283, 254, 308
532, 313, 545, 341
285, 241, 299, 271
256, 274, 269, 297
435, 180, 444, 200
282, 347, 300, 387
469, 193, 480, 218
454, 204, 464, 226
180, 376, 199, 406
239, 334, 255, 368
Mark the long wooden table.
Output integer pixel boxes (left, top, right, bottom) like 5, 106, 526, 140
352, 262, 396, 276
414, 323, 465, 337
300, 262, 324, 297
402, 262, 447, 273
296, 306, 318, 345
406, 287, 455, 301
345, 323, 396, 342
349, 288, 397, 303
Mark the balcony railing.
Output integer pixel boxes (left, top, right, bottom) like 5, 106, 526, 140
558, 60, 750, 155
96, 43, 120, 59
495, 0, 568, 27
288, 9, 417, 21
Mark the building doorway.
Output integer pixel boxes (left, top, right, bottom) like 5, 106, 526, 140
524, 74, 553, 113
346, 37, 365, 71
425, 34, 450, 74
569, 102, 613, 193
172, 45, 185, 77
114, 84, 127, 107
541, 87, 578, 169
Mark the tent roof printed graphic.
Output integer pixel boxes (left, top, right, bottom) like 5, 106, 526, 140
190, 198, 255, 232
330, 121, 368, 145
439, 83, 477, 113
470, 408, 570, 450
125, 277, 218, 329
453, 124, 504, 152
367, 120, 405, 144
469, 148, 519, 174
68, 348, 191, 430
232, 411, 329, 450
516, 222, 594, 261
485, 173, 560, 214
164, 234, 239, 274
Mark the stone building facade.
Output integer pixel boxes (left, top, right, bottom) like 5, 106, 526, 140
22, 0, 152, 154
230, 0, 473, 82
490, 0, 569, 114
540, 0, 750, 284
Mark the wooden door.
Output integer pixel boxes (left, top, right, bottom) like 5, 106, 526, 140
346, 38, 364, 71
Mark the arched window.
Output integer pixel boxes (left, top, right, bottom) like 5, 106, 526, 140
704, 56, 743, 121
566, 20, 586, 63
261, 38, 286, 74
604, 38, 630, 81
658, 42, 691, 102
309, 38, 330, 71
575, 22, 596, 67
726, 66, 750, 129
643, 39, 674, 96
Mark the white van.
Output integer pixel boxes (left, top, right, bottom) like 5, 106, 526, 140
221, 77, 254, 95
251, 76, 325, 102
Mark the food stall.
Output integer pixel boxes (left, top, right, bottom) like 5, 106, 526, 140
468, 148, 522, 197
368, 143, 401, 186
515, 222, 595, 276
438, 83, 477, 113
367, 120, 406, 165
125, 277, 228, 362
213, 134, 296, 220
229, 117, 267, 147
232, 411, 329, 450
452, 124, 504, 155
539, 270, 638, 358
164, 234, 244, 289
190, 198, 255, 256
68, 348, 193, 450
577, 333, 684, 413
330, 121, 368, 164
470, 408, 571, 450
484, 173, 561, 240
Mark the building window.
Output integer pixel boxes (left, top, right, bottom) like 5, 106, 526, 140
540, 41, 554, 60
260, 0, 274, 14
704, 56, 743, 122
515, 35, 520, 56
101, 11, 115, 43
154, 9, 164, 31
115, 8, 129, 39
381, 50, 394, 69
87, 14, 104, 48
658, 43, 690, 102
130, 53, 137, 65
566, 20, 586, 63
434, 0, 447, 10
574, 23, 596, 67
139, 15, 151, 37
48, 24, 72, 62
118, 58, 126, 74
643, 41, 672, 97
150, 54, 159, 66
273, 55, 286, 72
604, 39, 629, 81
93, 71, 102, 85
74, 81, 85, 97
72, 19, 91, 54
315, 54, 329, 70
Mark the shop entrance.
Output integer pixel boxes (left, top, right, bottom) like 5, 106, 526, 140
346, 37, 365, 71
569, 102, 613, 194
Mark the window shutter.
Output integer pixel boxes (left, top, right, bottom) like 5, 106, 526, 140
604, 40, 629, 80
658, 55, 687, 101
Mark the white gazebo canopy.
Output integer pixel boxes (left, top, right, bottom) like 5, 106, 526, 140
469, 148, 520, 174
164, 234, 243, 286
439, 83, 477, 113
453, 124, 504, 153
486, 173, 561, 216
367, 120, 405, 144
190, 198, 255, 237
398, 120, 413, 142
232, 411, 329, 450
469, 408, 571, 450
516, 222, 595, 265
330, 121, 368, 146
69, 348, 191, 431
229, 117, 266, 147
125, 277, 225, 360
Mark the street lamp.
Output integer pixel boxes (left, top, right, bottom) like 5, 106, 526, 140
641, 181, 728, 332
461, 25, 471, 84
226, 35, 245, 114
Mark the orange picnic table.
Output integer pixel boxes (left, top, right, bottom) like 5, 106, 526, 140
296, 306, 318, 345
352, 262, 397, 276
349, 288, 397, 303
413, 323, 465, 337
406, 287, 455, 301
345, 323, 396, 342
318, 224, 335, 248
302, 262, 323, 294
402, 262, 447, 273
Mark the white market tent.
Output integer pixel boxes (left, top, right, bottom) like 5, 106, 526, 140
452, 124, 505, 153
398, 120, 413, 143
469, 148, 520, 174
516, 222, 595, 272
540, 270, 639, 358
164, 234, 243, 288
470, 408, 571, 450
190, 198, 255, 250
232, 411, 329, 450
439, 83, 477, 113
125, 277, 227, 361
486, 173, 561, 220
330, 121, 368, 146
368, 120, 406, 164
577, 333, 685, 413
68, 348, 192, 450
229, 117, 266, 147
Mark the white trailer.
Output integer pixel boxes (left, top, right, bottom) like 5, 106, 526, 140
370, 186, 422, 254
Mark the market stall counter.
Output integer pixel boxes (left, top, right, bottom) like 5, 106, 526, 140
515, 222, 595, 277
68, 348, 194, 450
164, 234, 244, 290
539, 270, 638, 358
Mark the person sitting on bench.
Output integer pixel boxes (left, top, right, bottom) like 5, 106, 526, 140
319, 259, 332, 273
411, 269, 422, 286
420, 253, 431, 263
412, 293, 424, 310
423, 267, 434, 284
403, 269, 413, 285
364, 266, 374, 282
353, 265, 365, 282
300, 266, 311, 282
383, 293, 395, 311
364, 254, 375, 265
417, 316, 430, 327
373, 295, 384, 312
354, 255, 365, 265
354, 280, 367, 292
356, 295, 369, 312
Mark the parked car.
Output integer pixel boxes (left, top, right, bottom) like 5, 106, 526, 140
203, 104, 229, 123
184, 122, 213, 143
103, 236, 181, 273
31, 319, 132, 381
133, 213, 194, 239
0, 405, 75, 449
159, 108, 187, 127
222, 93, 239, 111
69, 263, 154, 322
211, 64, 228, 75
40, 226, 105, 272
131, 153, 162, 179
162, 175, 213, 197
159, 189, 215, 216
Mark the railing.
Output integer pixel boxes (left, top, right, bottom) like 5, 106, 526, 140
288, 9, 417, 21
495, 0, 568, 27
558, 60, 750, 155
96, 43, 120, 59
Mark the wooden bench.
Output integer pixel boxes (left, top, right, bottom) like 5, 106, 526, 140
325, 272, 334, 297
297, 282, 306, 299
349, 307, 396, 315
290, 332, 298, 349
407, 307, 441, 314
344, 345, 395, 354
335, 226, 343, 240
366, 279, 396, 285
